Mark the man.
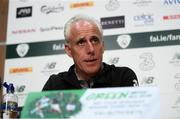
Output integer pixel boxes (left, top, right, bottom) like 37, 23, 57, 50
42, 14, 138, 91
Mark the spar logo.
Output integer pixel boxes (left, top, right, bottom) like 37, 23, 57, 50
9, 67, 32, 74
16, 6, 32, 18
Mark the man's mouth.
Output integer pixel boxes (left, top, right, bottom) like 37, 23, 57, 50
84, 59, 97, 62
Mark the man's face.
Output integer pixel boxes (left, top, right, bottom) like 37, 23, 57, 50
65, 20, 104, 77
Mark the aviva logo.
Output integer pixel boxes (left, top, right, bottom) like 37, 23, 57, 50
164, 0, 180, 5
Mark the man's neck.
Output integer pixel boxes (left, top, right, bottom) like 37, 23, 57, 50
74, 68, 91, 81
74, 64, 103, 81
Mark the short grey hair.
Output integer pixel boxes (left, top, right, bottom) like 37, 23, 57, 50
64, 14, 103, 43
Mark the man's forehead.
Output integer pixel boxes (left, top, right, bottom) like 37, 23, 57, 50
73, 20, 94, 28
68, 20, 101, 42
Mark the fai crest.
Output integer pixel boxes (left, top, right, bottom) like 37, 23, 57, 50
117, 35, 131, 49
16, 43, 29, 57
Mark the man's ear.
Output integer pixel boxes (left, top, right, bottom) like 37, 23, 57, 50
65, 43, 72, 58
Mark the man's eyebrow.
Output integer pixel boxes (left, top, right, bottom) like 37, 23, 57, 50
91, 35, 99, 39
78, 37, 85, 41
76, 37, 85, 43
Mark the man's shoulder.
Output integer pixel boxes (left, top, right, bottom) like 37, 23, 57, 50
51, 71, 68, 79
103, 62, 133, 72
104, 63, 138, 86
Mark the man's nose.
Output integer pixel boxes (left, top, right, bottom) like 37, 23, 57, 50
86, 41, 95, 53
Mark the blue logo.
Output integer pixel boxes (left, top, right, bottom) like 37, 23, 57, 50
164, 0, 180, 5
133, 13, 154, 26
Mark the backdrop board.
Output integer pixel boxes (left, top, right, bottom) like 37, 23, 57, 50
21, 87, 160, 119
3, 0, 180, 119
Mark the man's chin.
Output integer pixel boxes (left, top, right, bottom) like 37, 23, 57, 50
85, 68, 100, 76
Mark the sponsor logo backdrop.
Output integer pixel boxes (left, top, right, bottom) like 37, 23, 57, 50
4, 0, 180, 118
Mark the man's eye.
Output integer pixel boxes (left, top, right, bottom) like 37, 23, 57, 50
77, 40, 85, 46
91, 37, 100, 44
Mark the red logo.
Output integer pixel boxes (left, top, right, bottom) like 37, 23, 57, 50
12, 29, 36, 34
163, 14, 180, 20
